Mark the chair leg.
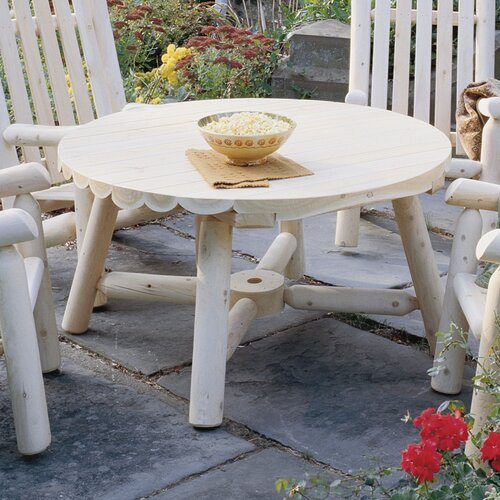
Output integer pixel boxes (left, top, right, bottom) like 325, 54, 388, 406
335, 207, 361, 248
189, 217, 233, 428
62, 195, 119, 334
13, 194, 60, 373
431, 209, 482, 394
392, 196, 443, 354
0, 246, 51, 455
279, 219, 305, 279
465, 267, 500, 458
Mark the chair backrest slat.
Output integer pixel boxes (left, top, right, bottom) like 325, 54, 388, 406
91, 0, 126, 113
475, 0, 496, 80
455, 0, 475, 154
413, 0, 433, 123
370, 0, 391, 109
348, 0, 371, 97
391, 0, 412, 115
72, 0, 115, 117
434, 0, 454, 135
52, 0, 95, 124
0, 85, 22, 168
32, 0, 75, 127
0, 1, 40, 164
11, 0, 60, 180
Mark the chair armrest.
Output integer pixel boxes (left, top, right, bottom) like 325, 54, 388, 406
477, 229, 500, 264
0, 163, 51, 198
344, 89, 368, 106
477, 97, 500, 120
3, 124, 78, 147
0, 208, 38, 247
445, 158, 482, 180
445, 178, 500, 211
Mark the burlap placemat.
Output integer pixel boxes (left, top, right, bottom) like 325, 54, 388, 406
186, 149, 313, 189
457, 78, 500, 161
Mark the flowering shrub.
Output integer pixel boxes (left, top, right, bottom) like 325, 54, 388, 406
134, 43, 191, 104
133, 25, 281, 103
396, 405, 500, 498
176, 25, 280, 99
277, 402, 500, 499
107, 0, 215, 79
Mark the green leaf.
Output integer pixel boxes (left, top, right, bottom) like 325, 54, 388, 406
275, 478, 288, 493
470, 485, 488, 500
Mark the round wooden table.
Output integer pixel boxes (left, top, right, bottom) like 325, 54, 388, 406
59, 98, 451, 427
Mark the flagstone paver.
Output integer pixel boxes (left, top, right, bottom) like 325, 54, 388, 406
0, 358, 253, 500
158, 317, 474, 471
155, 448, 341, 499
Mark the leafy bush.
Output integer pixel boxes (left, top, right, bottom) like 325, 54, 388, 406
134, 25, 280, 102
107, 0, 217, 76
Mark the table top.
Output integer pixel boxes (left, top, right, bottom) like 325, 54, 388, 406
58, 98, 451, 219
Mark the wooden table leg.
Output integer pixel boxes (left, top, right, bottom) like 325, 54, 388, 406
393, 196, 443, 354
189, 216, 233, 428
62, 196, 119, 334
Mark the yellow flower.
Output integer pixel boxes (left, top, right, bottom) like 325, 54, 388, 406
167, 43, 176, 56
167, 72, 178, 86
161, 53, 170, 64
175, 47, 189, 59
136, 95, 144, 103
150, 97, 162, 104
160, 64, 171, 79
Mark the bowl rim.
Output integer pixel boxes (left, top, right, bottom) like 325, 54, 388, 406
197, 111, 297, 139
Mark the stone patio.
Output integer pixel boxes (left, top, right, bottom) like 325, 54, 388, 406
0, 199, 476, 499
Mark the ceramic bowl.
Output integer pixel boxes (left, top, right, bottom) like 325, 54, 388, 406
198, 112, 296, 166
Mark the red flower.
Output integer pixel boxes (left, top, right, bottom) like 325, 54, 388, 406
481, 431, 500, 472
213, 56, 230, 65
217, 25, 236, 34
125, 12, 142, 20
413, 407, 436, 428
401, 441, 442, 483
113, 21, 128, 29
230, 60, 243, 69
242, 48, 259, 59
134, 31, 144, 41
136, 4, 153, 13
201, 25, 217, 34
414, 408, 468, 451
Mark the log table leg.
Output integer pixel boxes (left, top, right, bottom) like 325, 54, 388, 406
189, 217, 233, 428
279, 220, 305, 279
393, 196, 443, 354
62, 196, 119, 334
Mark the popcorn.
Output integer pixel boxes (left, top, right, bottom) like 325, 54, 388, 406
202, 112, 291, 135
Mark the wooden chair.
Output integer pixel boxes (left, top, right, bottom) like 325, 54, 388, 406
0, 162, 60, 455
431, 97, 500, 396
0, 0, 166, 252
334, 0, 496, 248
